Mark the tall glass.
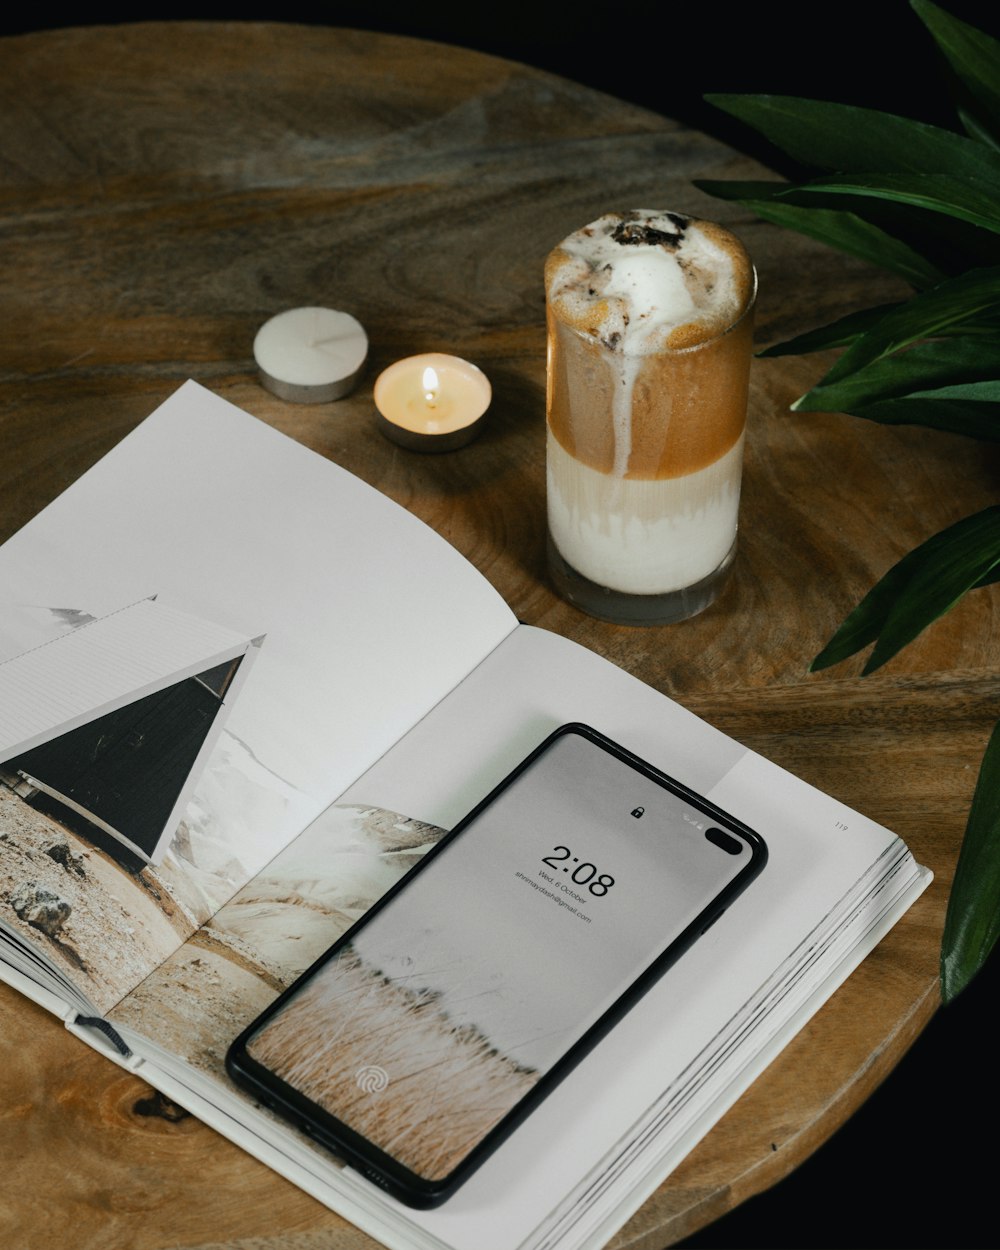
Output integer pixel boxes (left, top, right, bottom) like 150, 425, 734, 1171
545, 210, 756, 625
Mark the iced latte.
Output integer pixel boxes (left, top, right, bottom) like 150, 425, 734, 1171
545, 210, 756, 624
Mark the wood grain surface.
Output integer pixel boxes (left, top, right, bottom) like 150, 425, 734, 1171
1, 21, 997, 1250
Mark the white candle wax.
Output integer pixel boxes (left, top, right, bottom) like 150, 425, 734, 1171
374, 353, 491, 451
254, 307, 368, 403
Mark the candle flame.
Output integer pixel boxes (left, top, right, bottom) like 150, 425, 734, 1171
422, 366, 439, 403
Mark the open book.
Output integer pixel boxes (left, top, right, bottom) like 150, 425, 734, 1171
0, 381, 930, 1250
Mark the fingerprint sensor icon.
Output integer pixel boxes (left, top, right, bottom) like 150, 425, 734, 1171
355, 1064, 390, 1094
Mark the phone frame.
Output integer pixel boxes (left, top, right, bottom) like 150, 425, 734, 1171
226, 722, 767, 1207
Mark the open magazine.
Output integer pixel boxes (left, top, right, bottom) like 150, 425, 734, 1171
0, 381, 930, 1250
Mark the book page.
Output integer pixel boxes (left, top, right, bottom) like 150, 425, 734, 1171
326, 626, 920, 1250
0, 382, 515, 1015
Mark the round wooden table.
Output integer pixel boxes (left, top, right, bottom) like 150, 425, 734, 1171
1, 21, 996, 1249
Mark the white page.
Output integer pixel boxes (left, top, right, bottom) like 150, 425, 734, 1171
331, 624, 920, 1250
0, 383, 518, 1012
0, 382, 516, 888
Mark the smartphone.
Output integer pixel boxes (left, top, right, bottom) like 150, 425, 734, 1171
226, 723, 767, 1207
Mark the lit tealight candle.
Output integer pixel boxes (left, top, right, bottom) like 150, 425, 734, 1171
254, 307, 368, 403
373, 353, 491, 452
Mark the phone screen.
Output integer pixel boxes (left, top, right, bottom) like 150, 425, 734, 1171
230, 725, 765, 1203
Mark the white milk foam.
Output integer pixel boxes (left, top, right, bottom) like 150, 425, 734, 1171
549, 210, 740, 358
547, 430, 744, 595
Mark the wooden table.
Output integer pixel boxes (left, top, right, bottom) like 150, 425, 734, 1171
0, 21, 996, 1249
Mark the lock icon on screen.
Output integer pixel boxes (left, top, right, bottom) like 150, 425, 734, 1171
631, 807, 644, 818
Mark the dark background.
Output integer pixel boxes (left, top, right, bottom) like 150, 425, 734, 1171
4, 4, 999, 1246
4, 2, 997, 168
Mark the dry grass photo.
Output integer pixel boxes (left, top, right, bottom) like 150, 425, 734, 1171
248, 942, 539, 1181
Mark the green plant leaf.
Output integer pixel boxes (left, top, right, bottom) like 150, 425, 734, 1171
698, 174, 1000, 283
913, 0, 1000, 147
864, 507, 1000, 671
694, 180, 944, 288
796, 173, 1000, 236
811, 506, 1000, 673
704, 91, 1000, 178
795, 338, 1000, 410
941, 717, 1000, 1001
695, 179, 789, 200
818, 266, 1000, 385
757, 304, 906, 358
958, 103, 1000, 151
850, 391, 1000, 440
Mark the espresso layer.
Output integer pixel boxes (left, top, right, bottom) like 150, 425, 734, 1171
546, 310, 753, 479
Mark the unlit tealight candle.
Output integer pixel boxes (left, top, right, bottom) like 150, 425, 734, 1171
254, 307, 368, 403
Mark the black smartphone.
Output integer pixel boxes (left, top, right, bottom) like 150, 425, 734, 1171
226, 723, 767, 1208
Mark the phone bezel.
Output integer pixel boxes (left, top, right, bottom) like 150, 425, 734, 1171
225, 722, 767, 1207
